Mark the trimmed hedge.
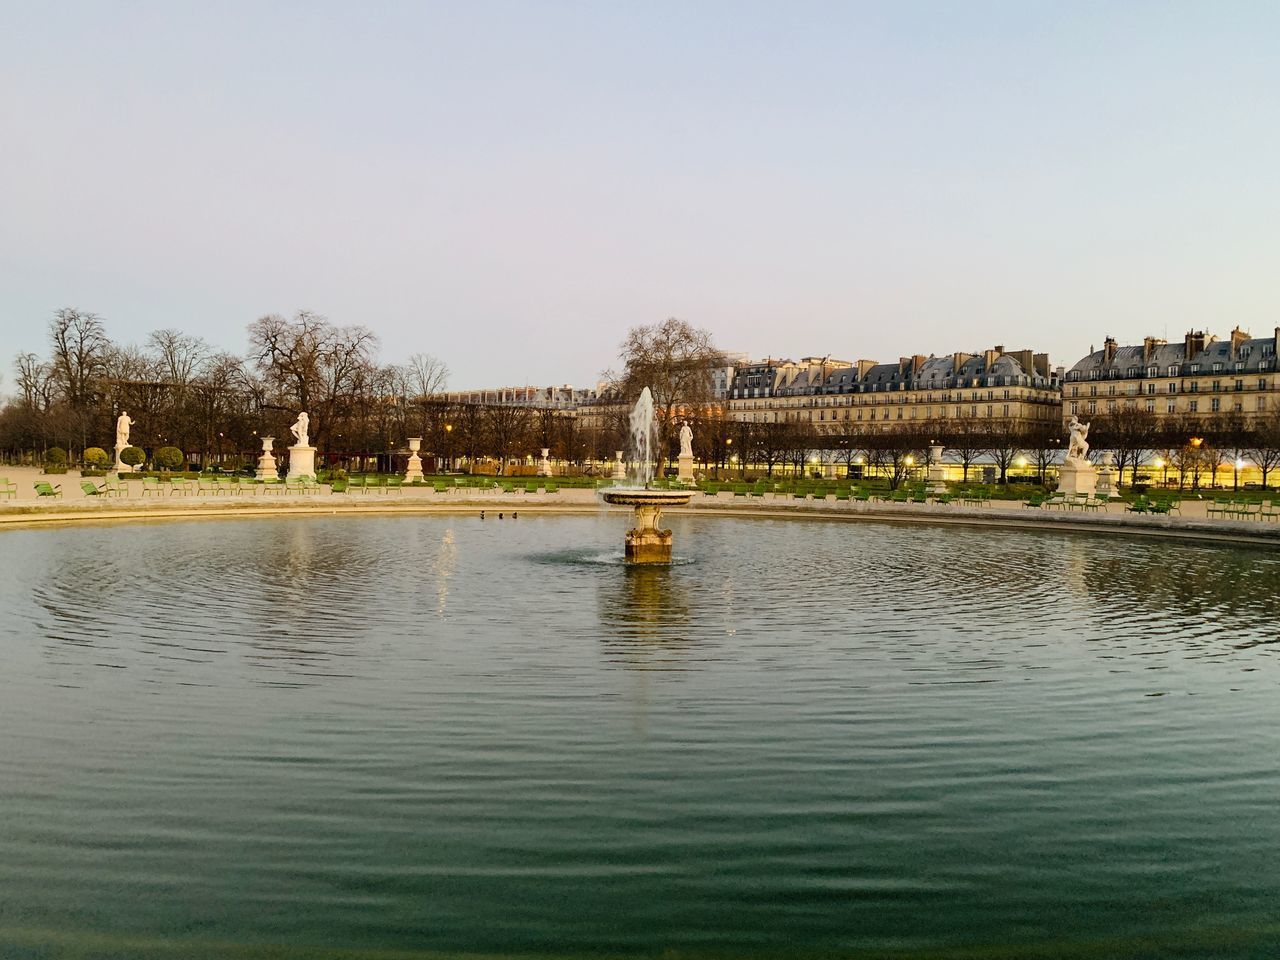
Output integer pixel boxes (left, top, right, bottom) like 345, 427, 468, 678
83, 446, 110, 469
154, 446, 184, 471
120, 446, 146, 467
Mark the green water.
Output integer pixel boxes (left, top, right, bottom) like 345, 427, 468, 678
0, 515, 1277, 959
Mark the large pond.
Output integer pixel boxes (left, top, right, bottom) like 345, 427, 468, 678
1, 514, 1278, 959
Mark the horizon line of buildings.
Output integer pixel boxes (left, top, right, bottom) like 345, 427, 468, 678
442, 327, 1280, 435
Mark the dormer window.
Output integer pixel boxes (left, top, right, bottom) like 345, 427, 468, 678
1147, 366, 1158, 377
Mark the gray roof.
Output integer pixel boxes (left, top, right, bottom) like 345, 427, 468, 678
1067, 334, 1277, 379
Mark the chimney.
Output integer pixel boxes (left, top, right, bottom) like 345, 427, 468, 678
983, 348, 998, 368
1103, 336, 1118, 364
1142, 336, 1163, 363
856, 359, 877, 377
1184, 330, 1206, 361
1230, 326, 1249, 358
1033, 352, 1049, 377
952, 351, 973, 375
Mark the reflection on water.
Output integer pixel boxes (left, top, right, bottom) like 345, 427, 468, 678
2, 514, 1279, 960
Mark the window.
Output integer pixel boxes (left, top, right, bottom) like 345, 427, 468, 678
1190, 382, 1199, 393
1147, 366, 1158, 377
1211, 397, 1221, 412
1189, 400, 1199, 412
1146, 399, 1155, 413
1069, 401, 1078, 414
1212, 362, 1223, 372
1191, 363, 1200, 373
1168, 382, 1178, 394
1167, 400, 1177, 413
1168, 365, 1179, 377
1212, 380, 1221, 392
1087, 400, 1097, 414
1147, 383, 1156, 395
1259, 379, 1268, 391
1107, 400, 1117, 413
1259, 397, 1268, 411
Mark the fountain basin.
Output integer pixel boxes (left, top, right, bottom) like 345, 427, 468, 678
601, 488, 694, 563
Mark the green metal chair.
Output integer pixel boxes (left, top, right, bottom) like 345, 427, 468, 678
34, 481, 62, 498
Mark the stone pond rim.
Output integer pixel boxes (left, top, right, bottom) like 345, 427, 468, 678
600, 487, 695, 564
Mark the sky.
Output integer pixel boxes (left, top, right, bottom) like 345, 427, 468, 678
2, 1, 1278, 390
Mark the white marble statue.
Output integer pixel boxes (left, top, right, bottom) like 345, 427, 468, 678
678, 421, 694, 459
1067, 415, 1091, 461
115, 411, 134, 449
289, 412, 310, 447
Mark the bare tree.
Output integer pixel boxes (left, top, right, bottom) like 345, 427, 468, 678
1245, 408, 1280, 490
247, 311, 379, 450
618, 318, 723, 472
985, 420, 1024, 485
406, 353, 449, 399
1092, 407, 1159, 487
942, 415, 987, 482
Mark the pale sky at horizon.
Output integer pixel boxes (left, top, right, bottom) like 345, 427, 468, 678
2, 1, 1278, 390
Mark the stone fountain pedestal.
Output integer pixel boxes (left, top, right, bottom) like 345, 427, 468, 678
601, 488, 695, 564
255, 436, 276, 480
405, 437, 424, 484
677, 454, 695, 483
538, 448, 553, 477
287, 444, 317, 480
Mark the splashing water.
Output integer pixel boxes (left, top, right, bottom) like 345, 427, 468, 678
626, 387, 656, 487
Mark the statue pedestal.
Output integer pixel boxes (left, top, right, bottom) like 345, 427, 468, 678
113, 444, 131, 473
1096, 452, 1116, 496
677, 454, 694, 483
613, 452, 626, 481
287, 444, 316, 480
1058, 457, 1097, 497
927, 444, 946, 493
405, 438, 424, 484
538, 448, 553, 477
256, 436, 276, 480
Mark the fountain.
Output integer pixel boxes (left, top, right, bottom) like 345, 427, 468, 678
600, 388, 694, 564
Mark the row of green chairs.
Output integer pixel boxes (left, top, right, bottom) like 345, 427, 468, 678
1127, 495, 1181, 515
1205, 498, 1277, 521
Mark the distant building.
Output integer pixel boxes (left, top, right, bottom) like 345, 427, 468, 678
1063, 328, 1280, 425
728, 346, 1061, 432
439, 384, 600, 409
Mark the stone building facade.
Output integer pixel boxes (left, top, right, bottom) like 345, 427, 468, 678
1063, 329, 1280, 424
727, 346, 1062, 433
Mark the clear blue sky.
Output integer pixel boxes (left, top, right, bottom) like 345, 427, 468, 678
2, 1, 1277, 389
